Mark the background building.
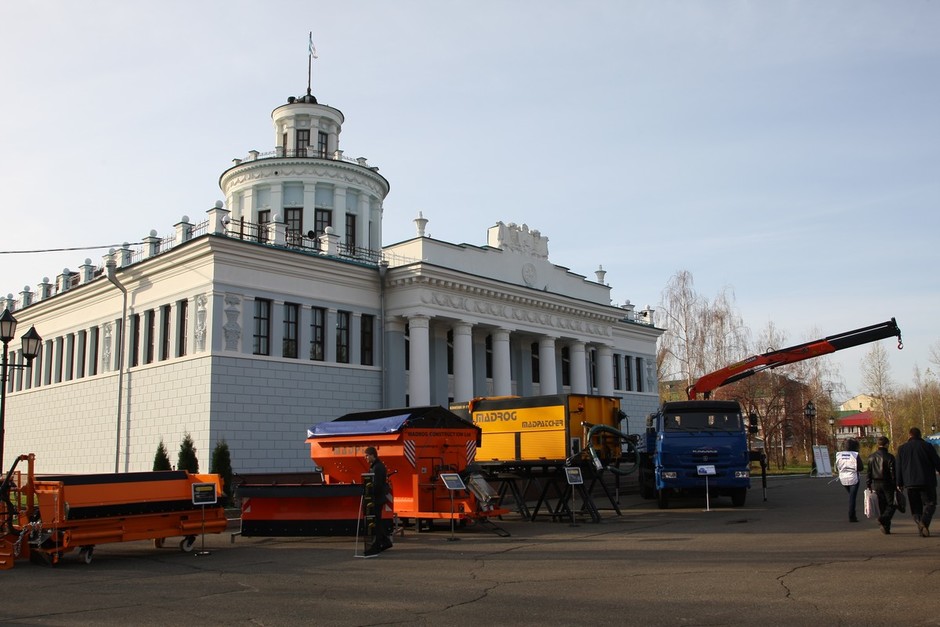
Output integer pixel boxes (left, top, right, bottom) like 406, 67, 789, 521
2, 87, 662, 474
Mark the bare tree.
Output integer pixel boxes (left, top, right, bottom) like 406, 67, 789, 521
657, 270, 749, 396
861, 343, 896, 443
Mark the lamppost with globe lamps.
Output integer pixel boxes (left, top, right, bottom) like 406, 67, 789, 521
805, 401, 817, 473
0, 309, 43, 472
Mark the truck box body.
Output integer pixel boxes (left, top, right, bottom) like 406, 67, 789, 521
451, 394, 623, 466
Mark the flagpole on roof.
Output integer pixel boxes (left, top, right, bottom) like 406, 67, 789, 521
307, 31, 318, 96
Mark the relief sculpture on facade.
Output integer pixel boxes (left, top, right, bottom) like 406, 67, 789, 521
194, 294, 208, 352
223, 294, 242, 350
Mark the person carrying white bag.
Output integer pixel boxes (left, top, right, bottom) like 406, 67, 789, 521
835, 439, 863, 523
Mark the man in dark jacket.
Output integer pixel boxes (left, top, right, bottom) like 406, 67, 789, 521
866, 436, 897, 534
896, 427, 940, 537
364, 446, 392, 556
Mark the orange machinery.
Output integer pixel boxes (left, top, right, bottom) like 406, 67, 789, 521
238, 406, 504, 536
1, 454, 228, 568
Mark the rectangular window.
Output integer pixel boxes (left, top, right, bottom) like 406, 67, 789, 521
65, 334, 75, 381
89, 327, 99, 376
613, 354, 621, 391
281, 132, 288, 154
160, 304, 171, 360
635, 357, 644, 392
130, 313, 140, 368
43, 340, 53, 386
77, 330, 86, 379
360, 314, 374, 366
317, 131, 328, 157
314, 208, 332, 236
177, 299, 188, 357
258, 209, 271, 243
336, 310, 350, 364
561, 346, 571, 387
283, 302, 299, 358
345, 213, 357, 249
446, 329, 454, 375
285, 207, 302, 246
531, 342, 540, 383
296, 128, 310, 156
485, 335, 493, 379
144, 309, 155, 364
54, 338, 64, 383
624, 356, 633, 392
310, 306, 326, 360
253, 298, 272, 356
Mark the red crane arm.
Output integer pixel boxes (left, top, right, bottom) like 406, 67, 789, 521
687, 318, 902, 400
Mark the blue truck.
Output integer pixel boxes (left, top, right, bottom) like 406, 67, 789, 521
638, 400, 757, 508
640, 319, 902, 509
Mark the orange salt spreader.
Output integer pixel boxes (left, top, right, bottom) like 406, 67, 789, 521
237, 406, 505, 536
1, 454, 228, 569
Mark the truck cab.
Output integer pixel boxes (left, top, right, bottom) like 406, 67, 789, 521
638, 400, 756, 508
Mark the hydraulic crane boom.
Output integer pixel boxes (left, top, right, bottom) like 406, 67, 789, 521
687, 318, 903, 400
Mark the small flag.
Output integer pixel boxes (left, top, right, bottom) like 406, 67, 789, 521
308, 32, 318, 59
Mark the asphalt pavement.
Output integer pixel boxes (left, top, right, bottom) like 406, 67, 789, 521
1, 475, 937, 626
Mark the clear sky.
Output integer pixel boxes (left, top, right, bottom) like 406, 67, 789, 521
1, 1, 936, 401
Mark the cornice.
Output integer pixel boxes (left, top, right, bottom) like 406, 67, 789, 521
388, 275, 619, 339
219, 159, 390, 197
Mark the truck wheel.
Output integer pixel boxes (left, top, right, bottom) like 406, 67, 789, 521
179, 536, 197, 552
79, 546, 94, 565
731, 488, 747, 507
656, 489, 669, 509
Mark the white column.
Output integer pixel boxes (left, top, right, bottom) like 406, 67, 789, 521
453, 322, 474, 403
408, 315, 431, 406
538, 336, 558, 395
357, 193, 370, 250
492, 328, 512, 397
303, 183, 318, 234
570, 341, 588, 394
597, 345, 614, 396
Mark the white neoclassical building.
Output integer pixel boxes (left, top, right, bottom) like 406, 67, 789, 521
2, 87, 663, 474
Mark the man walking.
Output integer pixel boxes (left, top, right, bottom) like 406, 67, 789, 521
866, 436, 897, 534
896, 427, 940, 537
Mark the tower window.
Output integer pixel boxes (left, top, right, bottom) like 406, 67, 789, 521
315, 209, 332, 236
318, 131, 328, 157
295, 129, 310, 156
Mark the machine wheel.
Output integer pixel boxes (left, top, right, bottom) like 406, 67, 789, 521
656, 488, 669, 510
153, 538, 165, 549
179, 536, 197, 553
79, 546, 94, 565
731, 488, 747, 507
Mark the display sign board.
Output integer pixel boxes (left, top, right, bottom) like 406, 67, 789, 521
813, 445, 833, 477
564, 467, 584, 485
192, 482, 218, 506
697, 465, 717, 476
440, 473, 466, 491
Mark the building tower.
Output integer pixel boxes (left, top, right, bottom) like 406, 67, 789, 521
220, 91, 389, 253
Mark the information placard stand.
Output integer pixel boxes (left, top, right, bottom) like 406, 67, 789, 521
191, 483, 218, 556
564, 467, 584, 527
440, 473, 466, 541
697, 465, 716, 512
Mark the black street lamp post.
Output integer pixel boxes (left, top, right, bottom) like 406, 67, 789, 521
0, 309, 43, 473
804, 401, 817, 451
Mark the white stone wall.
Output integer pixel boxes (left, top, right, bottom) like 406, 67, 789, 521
5, 353, 382, 475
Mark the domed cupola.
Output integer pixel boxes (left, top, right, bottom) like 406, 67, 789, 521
219, 87, 390, 253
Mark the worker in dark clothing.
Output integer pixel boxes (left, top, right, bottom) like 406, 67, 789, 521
866, 436, 897, 534
364, 446, 392, 556
896, 427, 940, 537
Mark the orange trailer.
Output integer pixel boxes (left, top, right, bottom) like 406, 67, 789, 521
1, 454, 228, 568
237, 406, 505, 536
